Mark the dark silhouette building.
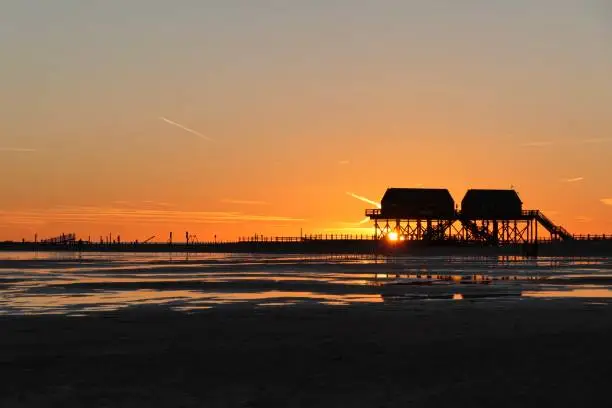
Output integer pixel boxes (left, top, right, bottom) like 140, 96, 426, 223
461, 189, 523, 220
380, 188, 455, 219
366, 187, 572, 243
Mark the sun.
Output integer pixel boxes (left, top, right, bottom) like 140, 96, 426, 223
387, 232, 399, 241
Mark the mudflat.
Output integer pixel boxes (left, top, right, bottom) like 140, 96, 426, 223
2, 300, 612, 407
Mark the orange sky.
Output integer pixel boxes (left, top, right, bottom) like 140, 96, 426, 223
1, 1, 611, 241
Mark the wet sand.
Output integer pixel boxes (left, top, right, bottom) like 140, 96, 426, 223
2, 300, 612, 407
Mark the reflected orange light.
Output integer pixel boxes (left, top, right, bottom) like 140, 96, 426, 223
388, 232, 399, 241
522, 289, 612, 298
452, 293, 464, 300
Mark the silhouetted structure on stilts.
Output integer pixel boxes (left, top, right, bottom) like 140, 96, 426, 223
366, 188, 574, 244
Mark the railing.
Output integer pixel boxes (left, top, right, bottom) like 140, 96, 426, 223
238, 234, 376, 243
222, 232, 612, 244
522, 210, 610, 241
572, 234, 611, 241
556, 225, 573, 239
530, 210, 573, 240
365, 209, 381, 216
237, 236, 302, 243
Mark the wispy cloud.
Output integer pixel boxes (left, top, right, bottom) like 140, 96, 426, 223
142, 200, 172, 207
221, 199, 268, 206
346, 192, 381, 209
562, 177, 584, 183
576, 215, 593, 223
0, 147, 36, 152
601, 198, 612, 206
111, 201, 173, 208
0, 206, 303, 226
338, 160, 350, 165
521, 141, 553, 147
159, 117, 212, 141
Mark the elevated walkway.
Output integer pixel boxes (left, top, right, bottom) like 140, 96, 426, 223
366, 207, 576, 243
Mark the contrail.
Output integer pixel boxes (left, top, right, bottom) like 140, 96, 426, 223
562, 177, 584, 183
346, 192, 381, 209
159, 117, 212, 141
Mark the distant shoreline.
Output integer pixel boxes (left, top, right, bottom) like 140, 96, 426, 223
1, 240, 611, 256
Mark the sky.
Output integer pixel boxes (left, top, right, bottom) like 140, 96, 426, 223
1, 0, 611, 241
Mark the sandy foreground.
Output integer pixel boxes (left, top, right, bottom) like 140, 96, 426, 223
1, 300, 612, 407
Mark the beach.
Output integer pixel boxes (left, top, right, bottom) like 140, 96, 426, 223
2, 252, 612, 407
2, 300, 612, 407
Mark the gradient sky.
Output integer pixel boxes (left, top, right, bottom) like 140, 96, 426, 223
1, 0, 611, 241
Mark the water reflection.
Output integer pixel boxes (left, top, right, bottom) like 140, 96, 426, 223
1, 252, 612, 315
1, 289, 383, 314
523, 288, 612, 298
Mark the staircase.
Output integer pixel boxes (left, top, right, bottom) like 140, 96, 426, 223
460, 219, 495, 243
534, 211, 573, 241
423, 220, 453, 241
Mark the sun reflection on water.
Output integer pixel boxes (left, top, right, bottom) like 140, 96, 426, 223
2, 252, 612, 315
